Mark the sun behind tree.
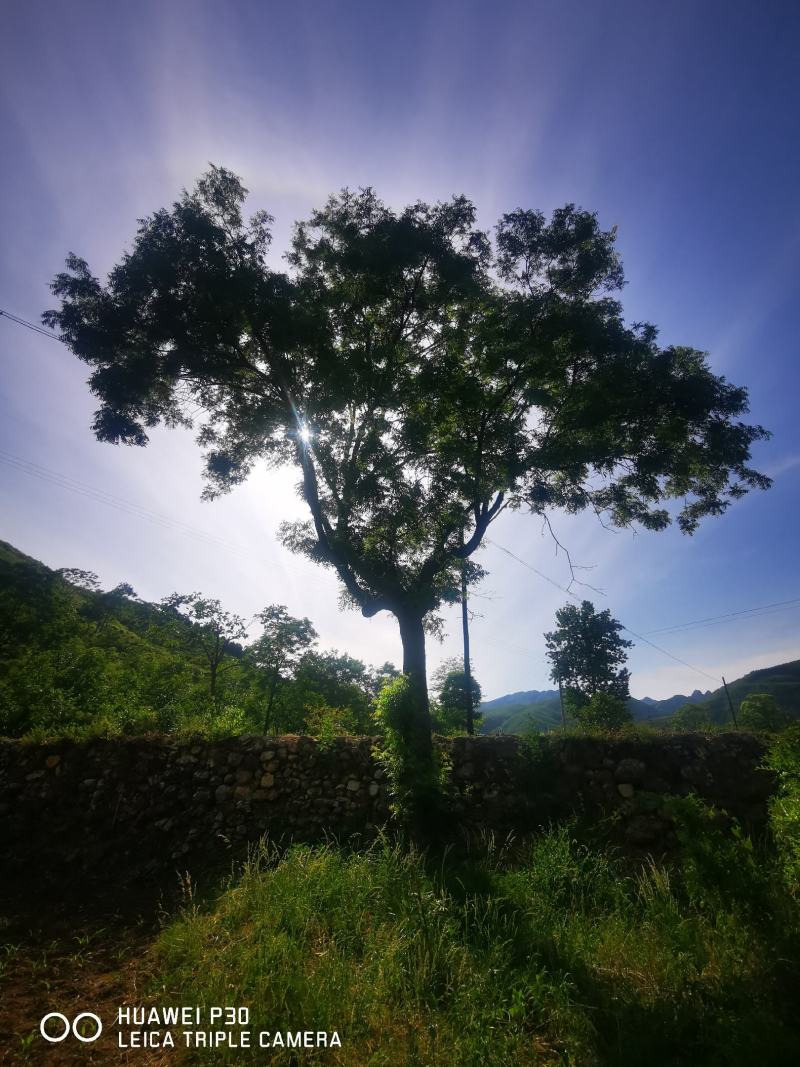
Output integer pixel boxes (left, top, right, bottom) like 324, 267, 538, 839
45, 167, 770, 764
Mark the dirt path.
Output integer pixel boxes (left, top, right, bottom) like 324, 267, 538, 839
0, 893, 178, 1066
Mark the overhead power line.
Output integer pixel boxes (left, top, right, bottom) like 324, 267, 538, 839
0, 448, 345, 601
486, 538, 583, 602
0, 449, 341, 595
644, 597, 800, 636
0, 308, 60, 342
614, 623, 720, 685
0, 449, 252, 558
488, 537, 721, 684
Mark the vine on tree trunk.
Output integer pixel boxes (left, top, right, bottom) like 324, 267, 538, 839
372, 675, 449, 840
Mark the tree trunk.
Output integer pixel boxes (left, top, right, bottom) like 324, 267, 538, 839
209, 662, 217, 705
397, 610, 433, 759
460, 544, 474, 736
264, 672, 279, 734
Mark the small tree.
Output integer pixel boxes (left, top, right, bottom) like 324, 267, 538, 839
545, 600, 632, 712
739, 693, 790, 733
672, 702, 713, 730
286, 649, 376, 733
57, 570, 139, 631
364, 661, 401, 701
575, 691, 632, 731
304, 702, 359, 747
246, 605, 318, 732
57, 568, 101, 593
91, 582, 139, 631
160, 593, 248, 708
432, 656, 482, 734
373, 675, 445, 837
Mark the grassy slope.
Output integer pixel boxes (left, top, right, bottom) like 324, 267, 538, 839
155, 813, 800, 1067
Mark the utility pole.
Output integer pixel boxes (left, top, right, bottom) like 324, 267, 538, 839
721, 676, 738, 728
557, 676, 567, 733
461, 528, 474, 736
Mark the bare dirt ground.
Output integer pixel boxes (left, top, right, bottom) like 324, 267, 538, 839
0, 881, 182, 1066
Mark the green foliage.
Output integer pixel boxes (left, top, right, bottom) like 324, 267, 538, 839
372, 677, 447, 835
545, 600, 633, 705
156, 822, 800, 1066
662, 794, 767, 912
432, 656, 482, 735
46, 167, 770, 747
693, 660, 800, 725
305, 703, 360, 750
671, 702, 713, 730
766, 725, 800, 894
279, 650, 377, 735
739, 692, 791, 733
159, 592, 248, 707
0, 540, 390, 740
246, 605, 318, 731
573, 690, 633, 731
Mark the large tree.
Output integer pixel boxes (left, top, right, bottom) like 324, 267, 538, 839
45, 167, 770, 760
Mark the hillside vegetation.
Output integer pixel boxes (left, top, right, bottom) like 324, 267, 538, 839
0, 540, 390, 740
479, 662, 800, 735
2, 537, 797, 744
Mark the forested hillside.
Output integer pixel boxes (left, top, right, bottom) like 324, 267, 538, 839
480, 662, 800, 734
0, 540, 394, 739
4, 537, 798, 741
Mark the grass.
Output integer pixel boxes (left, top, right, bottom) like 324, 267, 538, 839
153, 806, 800, 1067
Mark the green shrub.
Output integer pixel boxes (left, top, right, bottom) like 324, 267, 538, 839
662, 793, 768, 912
574, 691, 633, 731
305, 703, 358, 749
767, 724, 800, 893
671, 702, 712, 730
740, 693, 791, 733
372, 676, 448, 837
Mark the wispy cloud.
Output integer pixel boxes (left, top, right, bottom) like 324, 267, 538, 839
766, 454, 800, 479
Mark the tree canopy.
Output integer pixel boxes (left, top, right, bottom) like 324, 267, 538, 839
544, 600, 633, 708
159, 592, 248, 705
739, 693, 791, 733
246, 605, 318, 731
672, 702, 713, 731
45, 166, 771, 753
432, 656, 483, 734
574, 691, 633, 731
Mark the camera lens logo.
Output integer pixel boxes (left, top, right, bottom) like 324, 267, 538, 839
40, 1012, 103, 1043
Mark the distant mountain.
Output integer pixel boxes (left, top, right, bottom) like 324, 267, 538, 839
479, 694, 563, 735
479, 662, 800, 734
480, 689, 562, 710
700, 660, 800, 722
629, 689, 711, 720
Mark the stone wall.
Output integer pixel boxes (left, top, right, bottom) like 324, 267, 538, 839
0, 732, 774, 893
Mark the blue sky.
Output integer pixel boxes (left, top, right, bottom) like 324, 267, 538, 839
1, 0, 799, 699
